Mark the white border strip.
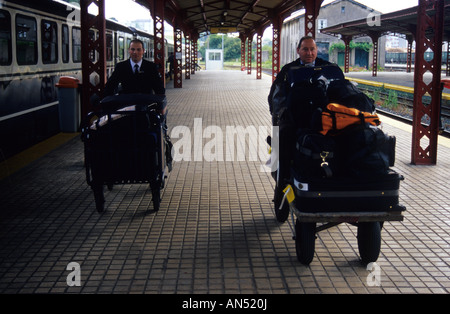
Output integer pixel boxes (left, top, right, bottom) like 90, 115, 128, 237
0, 101, 59, 122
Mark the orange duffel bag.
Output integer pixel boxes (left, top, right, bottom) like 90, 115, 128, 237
320, 103, 381, 135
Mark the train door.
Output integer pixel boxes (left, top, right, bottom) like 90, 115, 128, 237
338, 52, 345, 67
106, 31, 114, 77
117, 32, 125, 62
124, 36, 132, 60
355, 48, 368, 69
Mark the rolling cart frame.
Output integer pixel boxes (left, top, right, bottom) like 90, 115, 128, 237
81, 94, 168, 213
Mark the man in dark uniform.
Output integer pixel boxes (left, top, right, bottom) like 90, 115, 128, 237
268, 36, 343, 195
104, 39, 172, 170
104, 39, 165, 96
268, 36, 334, 124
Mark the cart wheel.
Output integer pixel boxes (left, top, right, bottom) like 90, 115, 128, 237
357, 222, 381, 264
93, 185, 105, 213
274, 186, 289, 223
295, 220, 316, 265
151, 188, 161, 212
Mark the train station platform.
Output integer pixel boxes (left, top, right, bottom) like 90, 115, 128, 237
0, 70, 449, 296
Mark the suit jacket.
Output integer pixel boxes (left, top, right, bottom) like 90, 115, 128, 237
268, 57, 337, 117
104, 59, 165, 96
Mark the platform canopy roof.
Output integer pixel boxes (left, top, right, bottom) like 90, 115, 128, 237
319, 0, 450, 41
135, 0, 321, 36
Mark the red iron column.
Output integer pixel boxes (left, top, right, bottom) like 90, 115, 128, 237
406, 36, 413, 73
247, 36, 252, 75
271, 17, 281, 83
192, 35, 198, 75
174, 27, 183, 88
305, 0, 320, 38
152, 0, 165, 85
256, 33, 262, 80
343, 36, 351, 73
185, 33, 191, 80
369, 33, 380, 77
412, 0, 444, 165
240, 34, 246, 71
80, 0, 106, 117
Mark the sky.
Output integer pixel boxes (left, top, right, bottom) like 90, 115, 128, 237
104, 0, 419, 25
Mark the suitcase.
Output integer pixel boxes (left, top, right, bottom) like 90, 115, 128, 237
82, 94, 167, 212
292, 169, 404, 213
86, 108, 161, 184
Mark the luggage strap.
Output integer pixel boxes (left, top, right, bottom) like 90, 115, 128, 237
298, 147, 334, 178
296, 190, 399, 198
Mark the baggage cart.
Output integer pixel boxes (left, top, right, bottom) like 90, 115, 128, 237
275, 170, 406, 265
81, 94, 168, 213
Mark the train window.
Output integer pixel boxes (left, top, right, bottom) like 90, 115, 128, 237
41, 20, 58, 64
106, 33, 113, 61
62, 24, 69, 63
16, 14, 37, 65
88, 30, 96, 62
118, 36, 124, 60
72, 27, 82, 63
0, 10, 12, 65
143, 40, 149, 59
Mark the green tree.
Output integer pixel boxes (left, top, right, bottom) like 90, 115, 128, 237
208, 34, 224, 49
224, 36, 241, 61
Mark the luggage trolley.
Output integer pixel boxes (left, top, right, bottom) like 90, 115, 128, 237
271, 64, 407, 265
276, 171, 406, 265
82, 94, 168, 213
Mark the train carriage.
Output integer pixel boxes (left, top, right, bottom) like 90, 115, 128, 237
0, 0, 173, 160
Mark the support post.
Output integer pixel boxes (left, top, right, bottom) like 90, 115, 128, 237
406, 36, 413, 73
305, 0, 320, 38
192, 35, 198, 75
343, 36, 351, 73
240, 35, 246, 71
271, 16, 282, 82
247, 36, 252, 75
256, 33, 262, 80
151, 0, 165, 85
174, 27, 182, 88
185, 33, 191, 80
80, 0, 106, 117
411, 0, 444, 165
369, 33, 380, 77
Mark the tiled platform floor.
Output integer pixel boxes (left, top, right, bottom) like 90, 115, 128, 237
0, 70, 449, 294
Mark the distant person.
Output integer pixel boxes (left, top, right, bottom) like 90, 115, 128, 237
167, 52, 174, 80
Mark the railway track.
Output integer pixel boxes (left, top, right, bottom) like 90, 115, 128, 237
355, 84, 450, 138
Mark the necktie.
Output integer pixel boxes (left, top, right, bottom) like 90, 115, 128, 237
134, 64, 139, 74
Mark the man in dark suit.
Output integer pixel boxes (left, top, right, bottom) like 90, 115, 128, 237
268, 36, 337, 122
267, 36, 344, 202
104, 39, 165, 96
104, 39, 172, 170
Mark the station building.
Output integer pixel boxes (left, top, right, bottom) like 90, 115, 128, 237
281, 0, 386, 70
